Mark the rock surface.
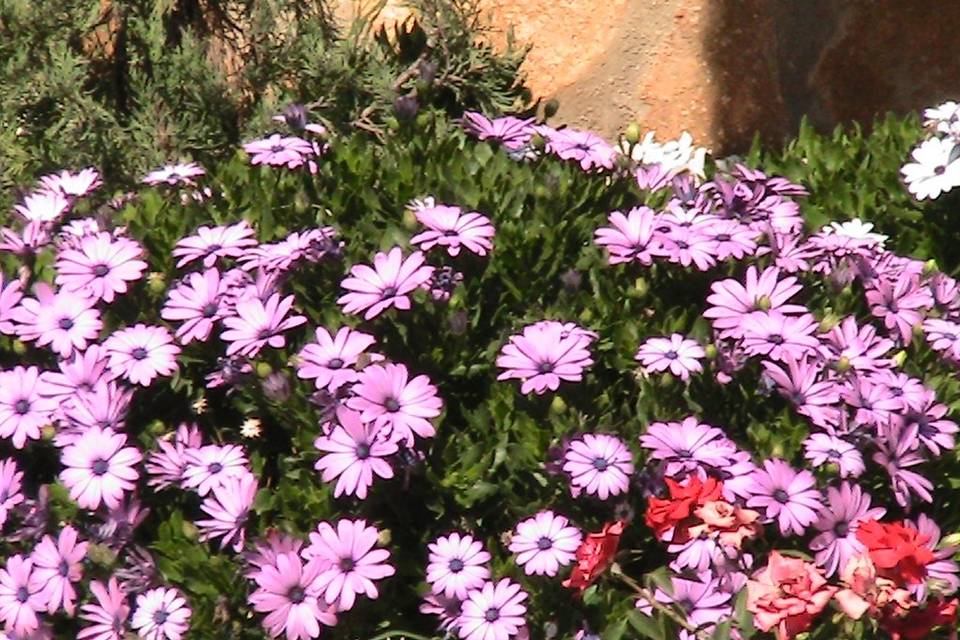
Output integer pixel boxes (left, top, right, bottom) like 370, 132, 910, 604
336, 0, 960, 153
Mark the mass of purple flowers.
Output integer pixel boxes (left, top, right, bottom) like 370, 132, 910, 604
0, 103, 958, 640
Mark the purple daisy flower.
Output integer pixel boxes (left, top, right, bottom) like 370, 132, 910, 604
761, 357, 841, 429
635, 334, 705, 380
426, 532, 491, 600
78, 577, 129, 640
594, 206, 662, 266
874, 423, 934, 508
55, 232, 147, 303
56, 381, 133, 447
705, 220, 758, 261
740, 311, 821, 362
295, 326, 381, 392
59, 426, 142, 510
14, 189, 71, 223
12, 283, 102, 358
659, 226, 718, 271
142, 162, 206, 187
746, 459, 822, 536
457, 578, 528, 640
314, 407, 397, 499
810, 483, 885, 577
703, 266, 806, 339
196, 471, 257, 552
865, 272, 934, 344
145, 423, 202, 490
221, 293, 307, 357
543, 127, 615, 171
337, 247, 434, 320
0, 458, 25, 529
902, 389, 959, 457
181, 444, 249, 496
508, 511, 582, 577
0, 555, 46, 635
130, 587, 190, 640
103, 324, 180, 386
0, 366, 58, 449
304, 519, 395, 612
461, 112, 535, 150
410, 204, 495, 257
648, 575, 732, 640
0, 274, 23, 335
248, 551, 337, 640
39, 167, 102, 198
638, 417, 736, 476
161, 268, 227, 344
419, 593, 462, 632
41, 345, 110, 400
237, 227, 341, 274
30, 524, 88, 615
243, 134, 315, 169
821, 315, 894, 372
912, 513, 960, 600
173, 221, 257, 269
923, 318, 960, 359
346, 363, 442, 446
802, 434, 864, 478
496, 321, 594, 395
562, 434, 634, 500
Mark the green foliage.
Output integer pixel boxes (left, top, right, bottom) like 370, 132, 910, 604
0, 0, 528, 192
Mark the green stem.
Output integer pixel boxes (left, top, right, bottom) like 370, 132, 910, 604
617, 571, 713, 640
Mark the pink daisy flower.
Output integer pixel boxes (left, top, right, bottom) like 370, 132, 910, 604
593, 206, 661, 265
426, 533, 491, 600
243, 135, 315, 169
410, 204, 495, 257
145, 424, 202, 490
457, 578, 528, 640
103, 324, 180, 386
142, 163, 205, 187
14, 189, 70, 223
244, 531, 305, 579
346, 363, 442, 446
30, 525, 87, 615
543, 127, 615, 171
496, 322, 594, 395
314, 407, 396, 499
509, 511, 582, 577
0, 556, 46, 635
221, 293, 306, 357
248, 551, 337, 640
337, 247, 434, 320
865, 271, 934, 344
740, 311, 821, 362
461, 112, 535, 150
706, 220, 758, 260
57, 381, 133, 445
304, 519, 396, 612
803, 433, 864, 478
0, 366, 58, 449
746, 459, 822, 536
704, 266, 806, 339
0, 274, 23, 335
55, 233, 147, 303
130, 587, 190, 640
11, 284, 102, 357
39, 168, 102, 198
78, 577, 129, 640
562, 434, 634, 500
0, 458, 25, 529
419, 592, 463, 631
296, 326, 381, 392
160, 268, 227, 344
0, 221, 51, 257
196, 471, 257, 552
635, 334, 705, 381
181, 444, 249, 496
172, 221, 257, 269
237, 227, 341, 274
59, 426, 142, 510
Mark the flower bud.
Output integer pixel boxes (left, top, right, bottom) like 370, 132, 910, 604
941, 532, 960, 547
530, 133, 546, 151
704, 344, 718, 360
394, 95, 419, 122
549, 396, 567, 414
11, 340, 26, 355
402, 208, 418, 230
892, 350, 908, 368
261, 371, 291, 403
543, 99, 559, 119
624, 122, 642, 145
255, 362, 273, 378
146, 272, 166, 295
659, 372, 674, 387
923, 258, 940, 277
836, 355, 852, 373
182, 521, 199, 540
630, 277, 649, 299
448, 310, 469, 336
818, 313, 839, 333
377, 528, 392, 546
41, 424, 56, 441
282, 103, 309, 132
560, 268, 582, 293
86, 543, 118, 567
755, 294, 772, 311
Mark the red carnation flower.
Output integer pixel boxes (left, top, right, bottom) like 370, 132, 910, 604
882, 597, 958, 640
855, 520, 935, 586
644, 476, 723, 542
562, 520, 625, 592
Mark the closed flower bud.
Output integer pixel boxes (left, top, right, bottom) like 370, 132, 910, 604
255, 362, 273, 378
402, 208, 418, 230
631, 277, 649, 299
11, 339, 26, 355
146, 272, 166, 295
530, 133, 546, 151
182, 521, 199, 540
660, 372, 674, 387
544, 99, 560, 119
261, 371, 291, 403
624, 122, 642, 145
818, 313, 839, 333
923, 258, 939, 276
377, 528, 392, 546
892, 350, 908, 368
394, 95, 419, 122
836, 355, 852, 373
704, 344, 718, 360
448, 310, 469, 335
86, 543, 117, 567
755, 294, 772, 311
549, 396, 567, 414
560, 268, 582, 293
41, 424, 56, 441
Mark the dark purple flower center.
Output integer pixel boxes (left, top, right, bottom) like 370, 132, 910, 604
58, 317, 75, 330
339, 557, 355, 572
382, 286, 398, 298
270, 144, 285, 153
326, 357, 344, 369
201, 303, 219, 318
773, 489, 790, 503
207, 244, 222, 252
537, 361, 554, 374
443, 229, 459, 237
767, 334, 784, 345
383, 397, 401, 412
537, 536, 553, 550
92, 458, 109, 475
945, 333, 957, 341
676, 241, 689, 249
14, 399, 30, 415
715, 234, 731, 242
208, 462, 223, 474
16, 586, 29, 603
827, 449, 841, 459
678, 598, 695, 614
674, 448, 691, 458
835, 521, 850, 537
131, 347, 148, 360
790, 391, 806, 405
664, 350, 678, 360
448, 558, 465, 573
153, 610, 169, 625
887, 301, 899, 313
935, 165, 947, 175
288, 587, 306, 603
92, 264, 110, 277
592, 457, 609, 471
257, 328, 273, 340
484, 607, 500, 622
59, 560, 70, 576
356, 443, 371, 460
